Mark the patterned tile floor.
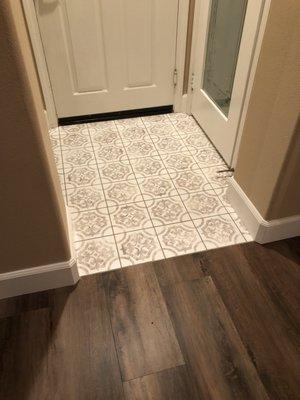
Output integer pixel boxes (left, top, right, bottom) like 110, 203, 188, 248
50, 113, 252, 276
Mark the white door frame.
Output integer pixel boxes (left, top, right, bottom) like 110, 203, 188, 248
22, 0, 58, 128
23, 0, 190, 127
187, 0, 272, 167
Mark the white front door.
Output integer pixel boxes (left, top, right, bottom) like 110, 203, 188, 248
35, 0, 178, 118
190, 0, 264, 165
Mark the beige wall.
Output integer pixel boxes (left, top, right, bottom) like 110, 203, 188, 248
0, 0, 70, 273
234, 0, 300, 220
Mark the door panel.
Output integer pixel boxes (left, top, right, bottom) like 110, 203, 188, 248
35, 0, 178, 118
191, 0, 264, 165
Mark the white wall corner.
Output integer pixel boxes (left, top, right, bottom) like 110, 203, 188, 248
0, 206, 79, 300
227, 177, 300, 244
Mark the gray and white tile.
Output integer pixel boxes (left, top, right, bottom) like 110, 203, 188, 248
116, 228, 164, 267
65, 165, 101, 189
72, 208, 112, 241
109, 202, 153, 233
202, 164, 230, 189
103, 180, 143, 206
131, 156, 168, 178
156, 221, 205, 257
181, 190, 227, 219
138, 175, 178, 200
195, 214, 245, 249
98, 160, 135, 183
146, 196, 190, 226
171, 170, 212, 194
76, 236, 120, 275
161, 152, 199, 174
66, 185, 106, 213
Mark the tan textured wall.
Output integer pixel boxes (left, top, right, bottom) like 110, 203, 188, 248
0, 0, 70, 273
234, 0, 300, 220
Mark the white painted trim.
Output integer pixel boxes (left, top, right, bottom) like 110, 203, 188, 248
22, 0, 58, 128
231, 0, 272, 167
0, 207, 79, 299
174, 0, 190, 112
227, 177, 300, 243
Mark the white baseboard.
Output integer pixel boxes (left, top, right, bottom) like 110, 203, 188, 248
0, 207, 79, 299
227, 177, 300, 243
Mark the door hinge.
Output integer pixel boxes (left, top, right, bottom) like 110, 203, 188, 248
191, 72, 195, 92
173, 68, 178, 87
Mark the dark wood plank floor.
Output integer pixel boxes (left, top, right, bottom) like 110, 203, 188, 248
1, 237, 300, 400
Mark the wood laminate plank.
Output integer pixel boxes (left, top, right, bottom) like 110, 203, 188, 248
153, 254, 205, 287
0, 290, 49, 319
163, 276, 270, 400
48, 275, 124, 400
242, 240, 300, 334
123, 365, 199, 400
0, 308, 51, 400
202, 244, 300, 400
107, 264, 184, 381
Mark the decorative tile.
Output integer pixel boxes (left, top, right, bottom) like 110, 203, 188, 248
152, 135, 187, 154
75, 237, 120, 276
66, 185, 106, 212
168, 112, 191, 123
90, 129, 122, 146
214, 187, 235, 213
116, 228, 164, 267
48, 116, 250, 276
131, 156, 168, 178
65, 165, 101, 189
182, 133, 212, 150
61, 146, 96, 169
119, 126, 150, 141
88, 120, 116, 132
98, 161, 135, 183
142, 114, 170, 125
182, 190, 227, 219
109, 202, 153, 233
201, 165, 230, 188
156, 221, 205, 257
146, 196, 190, 226
146, 123, 177, 136
103, 180, 143, 206
230, 213, 253, 242
60, 124, 90, 149
172, 118, 201, 133
138, 176, 177, 200
93, 143, 128, 164
60, 124, 89, 134
72, 209, 112, 241
124, 139, 157, 159
171, 170, 212, 194
195, 214, 245, 249
194, 147, 223, 167
161, 153, 199, 174
115, 117, 143, 129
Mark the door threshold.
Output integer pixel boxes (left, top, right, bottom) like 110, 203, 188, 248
58, 105, 173, 126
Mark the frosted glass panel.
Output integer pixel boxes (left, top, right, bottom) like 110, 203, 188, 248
203, 0, 248, 116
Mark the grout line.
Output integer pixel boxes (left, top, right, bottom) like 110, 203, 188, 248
112, 119, 164, 265
85, 121, 123, 269
140, 117, 205, 253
